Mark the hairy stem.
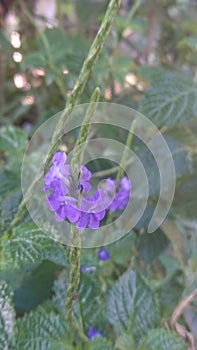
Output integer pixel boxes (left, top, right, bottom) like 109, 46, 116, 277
51, 0, 122, 144
70, 87, 100, 182
65, 87, 100, 340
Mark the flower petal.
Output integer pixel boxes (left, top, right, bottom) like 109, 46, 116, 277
52, 152, 66, 166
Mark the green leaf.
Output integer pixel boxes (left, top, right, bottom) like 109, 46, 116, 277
14, 261, 60, 313
108, 233, 135, 267
140, 72, 197, 126
53, 270, 105, 330
1, 222, 68, 268
86, 338, 113, 350
158, 270, 184, 317
0, 192, 22, 236
115, 332, 135, 350
0, 126, 27, 153
137, 328, 187, 350
178, 36, 197, 49
52, 270, 68, 312
78, 273, 106, 329
173, 156, 197, 220
134, 65, 166, 83
136, 230, 169, 264
21, 52, 46, 70
106, 270, 160, 339
0, 171, 20, 195
16, 307, 71, 350
0, 281, 16, 350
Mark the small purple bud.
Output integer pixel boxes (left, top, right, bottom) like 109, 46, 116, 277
87, 326, 103, 339
80, 266, 96, 274
97, 247, 110, 262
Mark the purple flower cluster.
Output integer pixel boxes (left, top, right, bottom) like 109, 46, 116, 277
42, 152, 131, 229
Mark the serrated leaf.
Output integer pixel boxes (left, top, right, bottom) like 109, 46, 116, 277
78, 273, 106, 329
140, 72, 197, 126
106, 270, 160, 339
0, 281, 16, 350
137, 328, 187, 350
1, 222, 68, 268
16, 308, 70, 350
0, 192, 22, 236
86, 338, 113, 350
0, 126, 27, 153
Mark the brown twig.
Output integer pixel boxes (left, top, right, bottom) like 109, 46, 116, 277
170, 288, 197, 350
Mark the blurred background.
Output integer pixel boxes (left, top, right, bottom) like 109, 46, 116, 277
1, 0, 197, 131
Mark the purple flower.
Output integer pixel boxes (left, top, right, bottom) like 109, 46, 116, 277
108, 176, 131, 211
87, 327, 103, 339
42, 152, 70, 193
46, 192, 80, 222
79, 165, 92, 193
76, 209, 105, 229
42, 152, 131, 229
76, 189, 113, 229
97, 247, 110, 262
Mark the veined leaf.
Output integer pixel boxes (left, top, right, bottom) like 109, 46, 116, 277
0, 192, 22, 236
115, 332, 135, 350
137, 328, 187, 350
106, 270, 160, 339
140, 72, 197, 126
78, 273, 106, 329
0, 281, 16, 350
1, 222, 68, 268
16, 307, 70, 350
53, 270, 105, 330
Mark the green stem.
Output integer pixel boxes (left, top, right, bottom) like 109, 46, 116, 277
92, 156, 135, 178
51, 0, 122, 144
70, 87, 100, 182
65, 226, 81, 319
128, 0, 141, 21
106, 119, 136, 225
116, 119, 136, 186
65, 87, 100, 340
